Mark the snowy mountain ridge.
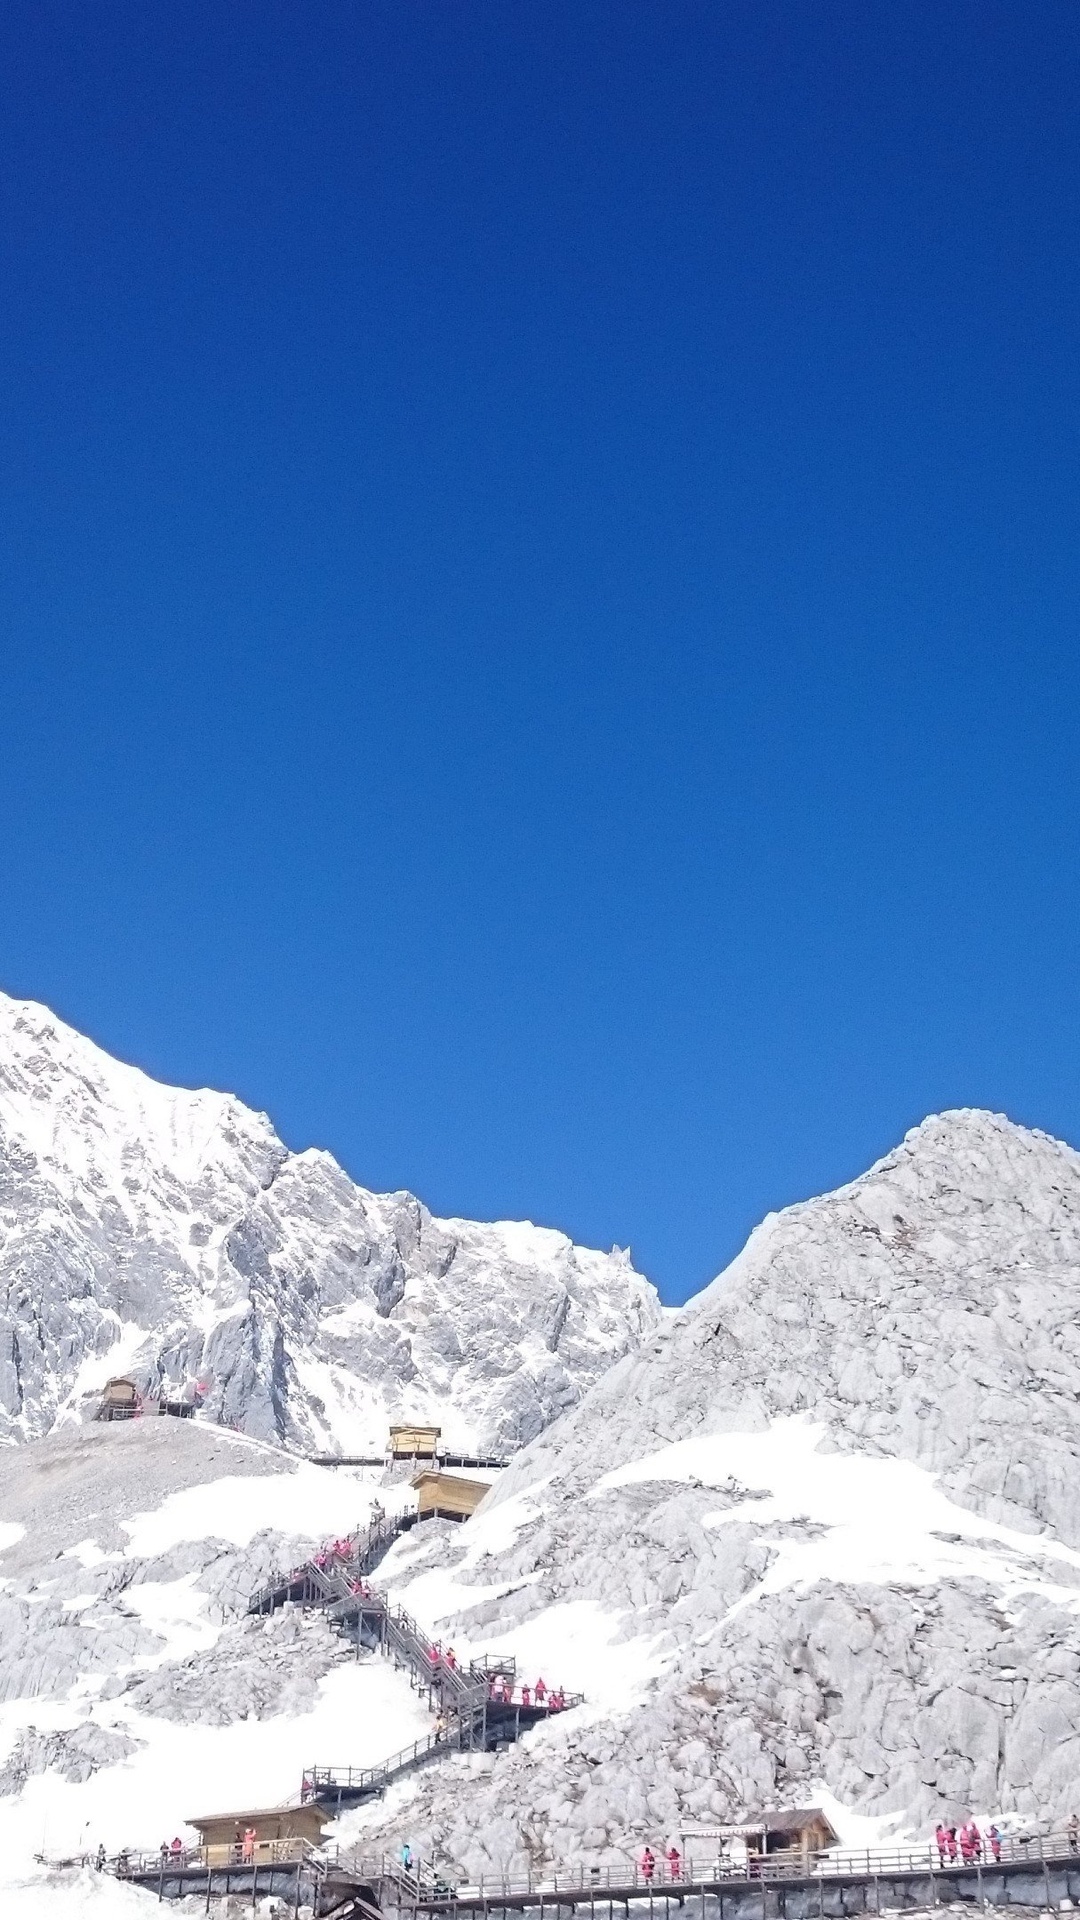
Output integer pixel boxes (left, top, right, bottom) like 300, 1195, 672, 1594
0, 990, 660, 1452
5, 1016, 1080, 1917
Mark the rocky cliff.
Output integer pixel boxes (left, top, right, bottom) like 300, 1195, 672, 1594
0, 990, 660, 1452
352, 1110, 1080, 1871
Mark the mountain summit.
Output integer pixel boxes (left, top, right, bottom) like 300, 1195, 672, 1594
351, 1106, 1080, 1867
0, 991, 660, 1451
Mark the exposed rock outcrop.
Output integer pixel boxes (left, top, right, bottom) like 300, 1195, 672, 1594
0, 990, 660, 1452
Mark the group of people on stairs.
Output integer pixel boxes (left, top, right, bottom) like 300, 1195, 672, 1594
488, 1674, 569, 1709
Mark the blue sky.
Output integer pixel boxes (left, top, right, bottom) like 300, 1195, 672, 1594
2, 1, 1080, 1303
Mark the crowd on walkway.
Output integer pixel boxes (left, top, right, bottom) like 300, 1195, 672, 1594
485, 1671, 568, 1710
271, 1527, 573, 1717
276, 1508, 391, 1592
934, 1821, 1002, 1864
422, 1642, 568, 1711
100, 1812, 1080, 1900
108, 1825, 288, 1876
628, 1819, 1080, 1891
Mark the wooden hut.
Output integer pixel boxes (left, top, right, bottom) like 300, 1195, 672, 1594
411, 1468, 489, 1522
727, 1809, 839, 1865
185, 1802, 330, 1866
388, 1423, 441, 1460
757, 1810, 838, 1859
96, 1378, 141, 1422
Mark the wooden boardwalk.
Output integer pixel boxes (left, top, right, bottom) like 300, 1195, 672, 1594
112, 1829, 1080, 1918
350, 1834, 1080, 1920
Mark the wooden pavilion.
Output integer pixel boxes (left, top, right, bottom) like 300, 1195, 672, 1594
96, 1378, 141, 1422
185, 1801, 331, 1865
737, 1809, 839, 1863
411, 1467, 489, 1522
388, 1423, 441, 1460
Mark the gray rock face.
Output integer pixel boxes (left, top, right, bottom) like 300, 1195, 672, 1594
0, 1723, 139, 1794
348, 1111, 1080, 1875
0, 990, 660, 1452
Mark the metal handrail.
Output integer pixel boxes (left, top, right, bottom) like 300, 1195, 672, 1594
341, 1828, 1080, 1903
248, 1510, 412, 1617
301, 1724, 462, 1802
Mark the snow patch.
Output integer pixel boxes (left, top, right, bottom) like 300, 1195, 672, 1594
121, 1465, 399, 1557
595, 1417, 1080, 1609
120, 1577, 219, 1663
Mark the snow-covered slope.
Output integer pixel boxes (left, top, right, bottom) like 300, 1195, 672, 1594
0, 991, 660, 1451
10, 1105, 1080, 1914
0, 1418, 433, 1910
342, 1111, 1080, 1872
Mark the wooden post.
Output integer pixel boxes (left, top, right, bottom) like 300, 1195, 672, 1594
158, 1856, 165, 1902
293, 1859, 302, 1920
251, 1862, 258, 1917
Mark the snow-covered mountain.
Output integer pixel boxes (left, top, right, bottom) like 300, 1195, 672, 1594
349, 1110, 1080, 1869
0, 991, 660, 1452
7, 1103, 1080, 1919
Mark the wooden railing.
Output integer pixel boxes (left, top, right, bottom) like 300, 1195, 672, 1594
115, 1839, 315, 1875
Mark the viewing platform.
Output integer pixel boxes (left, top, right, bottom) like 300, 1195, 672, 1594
309, 1424, 511, 1472
351, 1830, 1080, 1920
115, 1843, 382, 1920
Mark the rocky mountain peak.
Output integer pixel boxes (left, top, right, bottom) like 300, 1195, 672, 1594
0, 988, 661, 1451
343, 1106, 1080, 1867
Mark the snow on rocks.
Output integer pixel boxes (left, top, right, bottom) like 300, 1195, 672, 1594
0, 1418, 431, 1885
7, 1102, 1080, 1894
0, 988, 661, 1451
348, 1111, 1080, 1871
